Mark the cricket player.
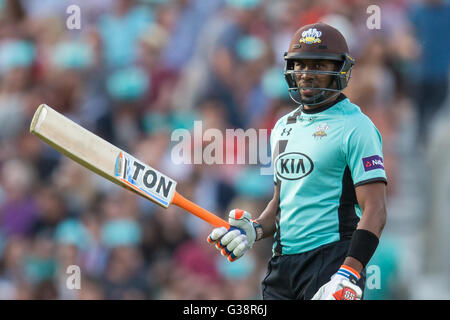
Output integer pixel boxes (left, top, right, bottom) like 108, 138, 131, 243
208, 22, 387, 300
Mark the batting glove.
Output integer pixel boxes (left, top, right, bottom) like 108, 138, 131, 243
207, 209, 261, 262
311, 265, 363, 300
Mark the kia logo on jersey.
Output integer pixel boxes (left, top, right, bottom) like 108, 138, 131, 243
362, 155, 384, 172
275, 152, 314, 180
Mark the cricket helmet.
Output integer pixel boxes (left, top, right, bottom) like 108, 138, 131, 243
284, 22, 355, 106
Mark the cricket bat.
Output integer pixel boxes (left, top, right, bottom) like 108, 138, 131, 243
30, 104, 232, 230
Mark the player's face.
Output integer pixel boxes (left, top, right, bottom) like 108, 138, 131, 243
293, 59, 338, 100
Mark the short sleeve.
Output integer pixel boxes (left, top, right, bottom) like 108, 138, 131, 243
343, 116, 387, 187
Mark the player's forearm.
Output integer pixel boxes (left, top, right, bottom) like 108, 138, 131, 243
254, 188, 280, 239
344, 203, 387, 273
344, 182, 387, 273
254, 203, 277, 239
357, 202, 387, 238
356, 182, 387, 238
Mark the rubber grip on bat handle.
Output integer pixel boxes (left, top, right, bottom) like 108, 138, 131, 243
171, 191, 231, 229
171, 192, 246, 234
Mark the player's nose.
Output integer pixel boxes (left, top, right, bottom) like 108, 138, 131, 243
298, 70, 314, 84
300, 65, 314, 80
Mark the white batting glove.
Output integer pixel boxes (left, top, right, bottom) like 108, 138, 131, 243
207, 209, 261, 262
311, 265, 363, 300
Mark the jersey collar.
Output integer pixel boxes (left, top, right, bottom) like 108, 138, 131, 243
300, 93, 347, 114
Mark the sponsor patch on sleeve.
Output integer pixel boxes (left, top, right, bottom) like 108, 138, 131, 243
362, 155, 384, 172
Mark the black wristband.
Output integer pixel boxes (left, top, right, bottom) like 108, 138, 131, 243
346, 229, 379, 268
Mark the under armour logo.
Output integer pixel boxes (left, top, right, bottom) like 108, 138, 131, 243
281, 128, 292, 136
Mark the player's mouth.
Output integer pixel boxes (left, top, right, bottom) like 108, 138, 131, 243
301, 88, 314, 95
299, 84, 318, 96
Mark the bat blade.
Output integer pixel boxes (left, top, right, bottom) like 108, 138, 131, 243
30, 104, 176, 208
30, 104, 230, 229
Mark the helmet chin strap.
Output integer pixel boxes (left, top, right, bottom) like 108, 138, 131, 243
288, 89, 340, 107
289, 76, 340, 107
303, 90, 340, 106
301, 90, 328, 105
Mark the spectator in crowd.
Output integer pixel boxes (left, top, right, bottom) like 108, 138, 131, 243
409, 0, 450, 146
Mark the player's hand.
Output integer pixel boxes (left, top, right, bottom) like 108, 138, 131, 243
207, 209, 257, 262
311, 265, 363, 300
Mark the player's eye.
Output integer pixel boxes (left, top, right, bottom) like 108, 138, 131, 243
294, 62, 304, 69
316, 63, 326, 69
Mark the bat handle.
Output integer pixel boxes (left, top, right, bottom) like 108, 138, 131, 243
171, 191, 231, 229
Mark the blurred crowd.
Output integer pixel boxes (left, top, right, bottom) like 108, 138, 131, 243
0, 0, 449, 299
